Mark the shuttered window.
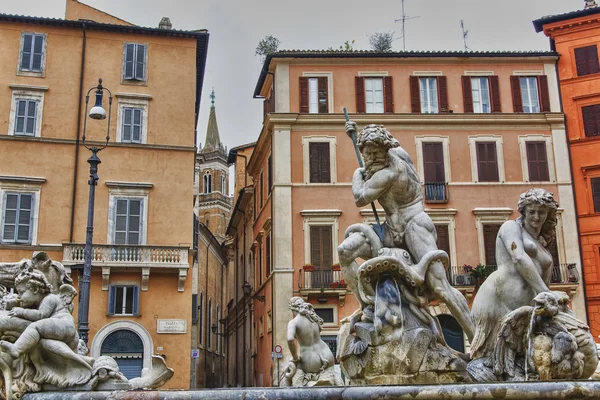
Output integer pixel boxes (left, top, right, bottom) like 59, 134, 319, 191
114, 198, 143, 245
123, 43, 147, 81
355, 76, 393, 113
575, 45, 600, 76
525, 141, 550, 182
300, 77, 328, 113
592, 177, 600, 213
20, 33, 44, 72
14, 100, 38, 136
411, 76, 448, 113
365, 78, 384, 113
423, 142, 445, 183
482, 224, 501, 265
2, 193, 33, 244
308, 142, 331, 183
471, 77, 490, 113
122, 107, 142, 143
108, 284, 140, 315
435, 224, 451, 262
192, 294, 198, 324
419, 77, 439, 113
582, 104, 600, 137
511, 76, 550, 113
547, 236, 560, 267
466, 76, 501, 113
265, 234, 271, 276
310, 225, 333, 273
476, 142, 500, 182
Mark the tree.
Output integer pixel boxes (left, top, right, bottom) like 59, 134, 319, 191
255, 35, 281, 62
368, 32, 396, 52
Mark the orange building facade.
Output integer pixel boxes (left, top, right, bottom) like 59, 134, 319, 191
0, 1, 208, 389
228, 50, 585, 386
535, 5, 600, 337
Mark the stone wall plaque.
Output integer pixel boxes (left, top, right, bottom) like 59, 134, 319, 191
157, 319, 187, 334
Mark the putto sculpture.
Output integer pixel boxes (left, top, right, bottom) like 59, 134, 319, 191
0, 252, 173, 399
282, 297, 342, 387
337, 122, 473, 384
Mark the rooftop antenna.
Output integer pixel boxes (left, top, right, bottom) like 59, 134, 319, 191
394, 0, 420, 51
461, 20, 471, 51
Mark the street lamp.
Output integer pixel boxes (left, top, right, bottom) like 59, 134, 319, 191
211, 323, 226, 337
77, 78, 113, 345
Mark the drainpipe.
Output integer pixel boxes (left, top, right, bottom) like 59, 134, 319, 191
235, 231, 239, 386
70, 23, 87, 242
203, 239, 211, 387
220, 258, 225, 386
550, 38, 590, 320
242, 210, 247, 387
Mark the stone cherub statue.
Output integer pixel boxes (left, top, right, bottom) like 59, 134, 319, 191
336, 122, 472, 384
282, 297, 342, 387
468, 189, 598, 381
0, 252, 173, 399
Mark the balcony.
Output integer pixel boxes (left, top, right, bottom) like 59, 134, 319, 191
62, 243, 189, 292
298, 266, 348, 306
424, 182, 449, 203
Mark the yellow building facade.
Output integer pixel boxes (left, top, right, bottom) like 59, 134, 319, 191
0, 0, 208, 389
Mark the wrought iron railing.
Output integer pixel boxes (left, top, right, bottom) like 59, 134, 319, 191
446, 263, 579, 287
62, 243, 189, 268
299, 268, 345, 290
550, 263, 579, 284
424, 182, 448, 203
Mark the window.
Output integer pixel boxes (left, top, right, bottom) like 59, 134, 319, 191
310, 225, 333, 287
471, 77, 490, 113
114, 198, 143, 245
510, 75, 550, 113
203, 172, 212, 194
475, 142, 500, 182
582, 104, 600, 137
422, 142, 447, 202
216, 304, 220, 353
355, 76, 393, 113
192, 294, 198, 324
199, 292, 203, 345
592, 177, 600, 213
525, 141, 550, 182
121, 107, 143, 143
108, 285, 140, 315
520, 77, 540, 113
419, 77, 439, 113
14, 100, 38, 136
123, 43, 147, 81
207, 299, 212, 349
221, 175, 227, 195
267, 310, 272, 333
482, 224, 501, 265
321, 335, 338, 363
299, 77, 328, 113
259, 172, 264, 206
574, 45, 600, 76
435, 224, 451, 262
258, 241, 263, 285
19, 33, 45, 73
268, 155, 273, 195
314, 307, 335, 324
265, 234, 271, 276
1, 193, 33, 244
308, 142, 331, 183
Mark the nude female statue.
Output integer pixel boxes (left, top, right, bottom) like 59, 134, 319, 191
470, 188, 558, 360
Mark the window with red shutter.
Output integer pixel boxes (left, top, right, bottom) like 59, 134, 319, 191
476, 142, 500, 182
592, 177, 600, 213
575, 45, 600, 77
510, 76, 523, 113
383, 76, 394, 113
266, 234, 271, 276
310, 225, 333, 287
299, 77, 309, 113
582, 104, 600, 137
410, 76, 421, 113
438, 76, 449, 113
355, 77, 366, 113
435, 224, 451, 261
308, 142, 331, 183
538, 76, 551, 113
462, 76, 473, 113
525, 141, 550, 182
318, 77, 328, 113
490, 76, 501, 113
482, 224, 501, 265
423, 142, 445, 183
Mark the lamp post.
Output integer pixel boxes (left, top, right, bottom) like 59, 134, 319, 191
77, 78, 112, 345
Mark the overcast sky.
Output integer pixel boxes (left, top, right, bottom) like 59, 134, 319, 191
1, 0, 583, 149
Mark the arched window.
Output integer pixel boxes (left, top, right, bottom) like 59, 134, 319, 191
436, 314, 464, 353
100, 329, 144, 379
203, 171, 212, 194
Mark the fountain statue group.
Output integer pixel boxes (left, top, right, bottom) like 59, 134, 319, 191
0, 252, 173, 399
283, 121, 598, 386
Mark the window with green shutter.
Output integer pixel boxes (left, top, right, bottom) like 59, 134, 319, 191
2, 193, 33, 244
20, 33, 45, 72
123, 43, 147, 81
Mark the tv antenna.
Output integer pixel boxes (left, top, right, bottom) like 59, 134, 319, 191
461, 19, 471, 51
394, 0, 420, 51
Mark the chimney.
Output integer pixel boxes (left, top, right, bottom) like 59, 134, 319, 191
159, 17, 172, 30
585, 0, 598, 9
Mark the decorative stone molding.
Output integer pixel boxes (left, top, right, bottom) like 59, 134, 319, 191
91, 320, 154, 371
178, 268, 187, 292
102, 267, 111, 291
141, 267, 150, 291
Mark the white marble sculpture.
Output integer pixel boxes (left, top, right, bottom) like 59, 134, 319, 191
282, 297, 343, 386
337, 122, 472, 384
468, 189, 598, 381
0, 252, 173, 399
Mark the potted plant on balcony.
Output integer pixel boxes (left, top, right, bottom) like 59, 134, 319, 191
339, 279, 348, 289
329, 281, 340, 289
469, 264, 488, 287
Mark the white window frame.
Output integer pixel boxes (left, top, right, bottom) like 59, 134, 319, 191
309, 78, 318, 113
419, 77, 439, 113
17, 32, 47, 77
107, 187, 149, 245
517, 135, 556, 183
300, 210, 341, 265
426, 208, 458, 266
472, 208, 513, 264
122, 43, 148, 84
471, 77, 491, 114
302, 72, 334, 113
312, 304, 338, 328
302, 136, 337, 185
8, 86, 46, 138
414, 136, 452, 184
115, 94, 150, 144
0, 180, 42, 246
520, 76, 540, 113
364, 77, 384, 113
468, 135, 505, 183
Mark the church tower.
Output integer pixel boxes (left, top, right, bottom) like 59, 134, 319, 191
195, 89, 232, 243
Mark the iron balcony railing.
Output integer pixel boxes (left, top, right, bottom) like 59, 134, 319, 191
446, 263, 579, 287
299, 268, 346, 290
424, 182, 449, 203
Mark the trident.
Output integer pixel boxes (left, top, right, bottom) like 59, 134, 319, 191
344, 108, 385, 243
